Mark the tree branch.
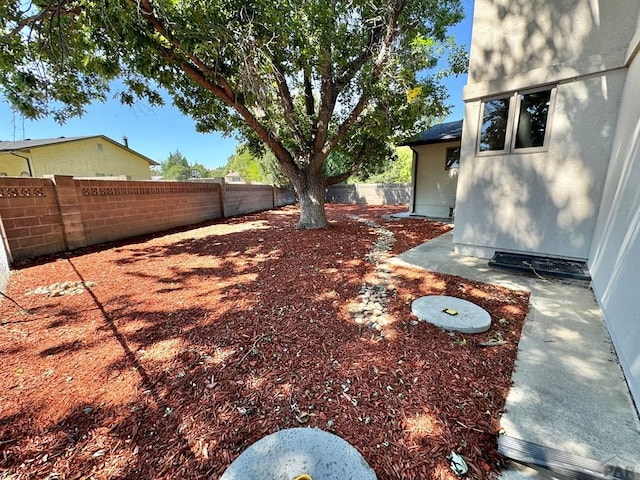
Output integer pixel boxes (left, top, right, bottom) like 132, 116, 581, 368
310, 50, 338, 167
271, 62, 307, 152
10, 1, 80, 36
304, 67, 314, 117
176, 57, 299, 177
134, 0, 301, 179
324, 164, 361, 186
335, 27, 386, 89
320, 1, 406, 164
322, 95, 370, 157
135, 0, 238, 101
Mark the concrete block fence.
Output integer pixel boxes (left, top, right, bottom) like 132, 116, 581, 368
0, 176, 295, 263
325, 183, 411, 205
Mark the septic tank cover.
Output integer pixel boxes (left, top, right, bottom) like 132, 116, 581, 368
411, 295, 491, 333
220, 427, 377, 480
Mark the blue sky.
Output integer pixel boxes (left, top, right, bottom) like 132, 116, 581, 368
0, 0, 473, 169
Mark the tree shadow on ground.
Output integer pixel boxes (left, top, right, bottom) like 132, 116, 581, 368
0, 205, 529, 480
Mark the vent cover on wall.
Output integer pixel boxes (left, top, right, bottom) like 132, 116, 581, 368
489, 252, 590, 281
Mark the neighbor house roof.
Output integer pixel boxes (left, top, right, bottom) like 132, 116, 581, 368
0, 135, 159, 165
403, 120, 463, 146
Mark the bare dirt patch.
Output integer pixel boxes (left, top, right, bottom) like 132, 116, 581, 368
0, 204, 528, 480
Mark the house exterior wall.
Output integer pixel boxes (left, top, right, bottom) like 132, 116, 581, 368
589, 27, 640, 406
0, 154, 30, 176
466, 0, 637, 96
1, 138, 153, 179
454, 0, 640, 259
411, 141, 459, 217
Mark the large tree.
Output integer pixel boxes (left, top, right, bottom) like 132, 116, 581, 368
1, 0, 465, 228
159, 150, 213, 179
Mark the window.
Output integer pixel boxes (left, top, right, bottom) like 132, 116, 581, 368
445, 147, 460, 170
479, 97, 510, 152
514, 90, 551, 148
478, 87, 555, 154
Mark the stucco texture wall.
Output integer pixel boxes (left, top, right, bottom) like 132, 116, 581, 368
589, 32, 640, 406
411, 142, 459, 217
28, 138, 153, 179
466, 0, 638, 99
454, 0, 639, 259
0, 154, 31, 177
455, 69, 626, 259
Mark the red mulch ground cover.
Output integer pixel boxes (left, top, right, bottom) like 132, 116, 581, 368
0, 204, 529, 480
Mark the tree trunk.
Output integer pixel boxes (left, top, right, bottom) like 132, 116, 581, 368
293, 172, 329, 229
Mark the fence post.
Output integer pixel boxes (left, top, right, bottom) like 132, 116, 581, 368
49, 175, 88, 250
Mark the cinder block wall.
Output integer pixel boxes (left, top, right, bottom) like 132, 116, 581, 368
76, 179, 223, 245
274, 188, 296, 207
0, 176, 296, 263
326, 183, 410, 205
0, 178, 66, 260
225, 184, 275, 216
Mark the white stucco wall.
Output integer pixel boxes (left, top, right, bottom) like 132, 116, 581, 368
454, 0, 640, 259
411, 142, 459, 218
466, 0, 638, 99
589, 30, 640, 406
455, 70, 626, 259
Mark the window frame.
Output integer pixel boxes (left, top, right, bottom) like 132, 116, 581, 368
476, 85, 556, 156
477, 94, 515, 155
510, 86, 556, 154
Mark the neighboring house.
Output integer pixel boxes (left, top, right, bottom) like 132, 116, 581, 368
225, 171, 244, 184
0, 135, 158, 180
404, 120, 462, 218
457, 1, 640, 406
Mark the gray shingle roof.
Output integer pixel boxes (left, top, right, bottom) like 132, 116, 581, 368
0, 135, 158, 165
0, 136, 94, 151
403, 120, 463, 146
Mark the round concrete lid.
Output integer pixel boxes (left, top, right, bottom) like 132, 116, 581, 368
220, 427, 377, 480
411, 295, 491, 334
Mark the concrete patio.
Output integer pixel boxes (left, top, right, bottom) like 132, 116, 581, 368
390, 231, 640, 479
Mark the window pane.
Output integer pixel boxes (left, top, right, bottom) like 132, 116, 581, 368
446, 147, 460, 169
480, 98, 510, 151
515, 90, 551, 148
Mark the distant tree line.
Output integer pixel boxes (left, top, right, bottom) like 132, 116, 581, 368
153, 145, 413, 185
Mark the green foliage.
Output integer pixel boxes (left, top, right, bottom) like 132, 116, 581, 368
216, 144, 290, 186
1, 0, 467, 226
255, 150, 291, 188
159, 150, 213, 179
208, 165, 227, 179
363, 147, 413, 184
226, 146, 263, 183
160, 150, 190, 179
190, 163, 213, 179
340, 146, 413, 184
